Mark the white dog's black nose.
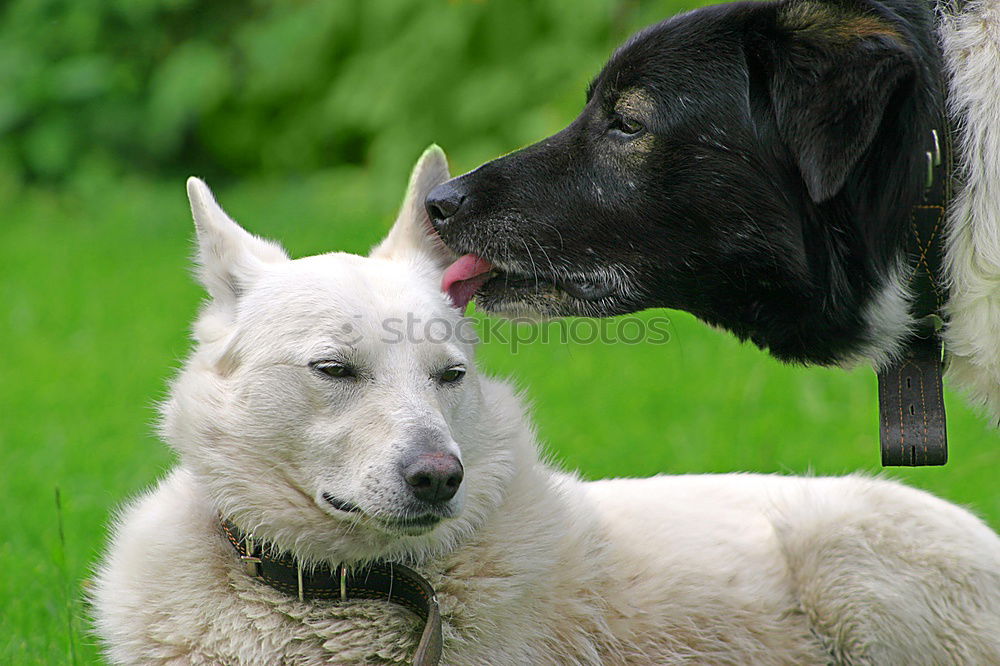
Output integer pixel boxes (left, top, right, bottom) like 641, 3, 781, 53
425, 181, 466, 229
402, 452, 463, 503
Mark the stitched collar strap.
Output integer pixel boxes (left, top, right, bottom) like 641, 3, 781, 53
876, 7, 953, 466
221, 518, 442, 666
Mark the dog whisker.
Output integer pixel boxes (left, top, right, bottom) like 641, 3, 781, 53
517, 235, 541, 293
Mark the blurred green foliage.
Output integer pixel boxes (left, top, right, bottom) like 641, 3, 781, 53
1, 0, 704, 186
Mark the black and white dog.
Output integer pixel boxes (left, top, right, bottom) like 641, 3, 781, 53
427, 0, 1000, 421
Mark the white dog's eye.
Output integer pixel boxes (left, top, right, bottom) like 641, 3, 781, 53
310, 360, 356, 379
439, 365, 466, 384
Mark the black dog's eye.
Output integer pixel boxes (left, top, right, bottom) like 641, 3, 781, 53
610, 114, 644, 137
439, 365, 466, 384
311, 360, 356, 379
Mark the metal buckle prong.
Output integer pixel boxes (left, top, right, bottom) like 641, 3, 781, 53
931, 128, 942, 167
240, 532, 262, 577
240, 555, 262, 577
340, 565, 349, 602
925, 151, 935, 188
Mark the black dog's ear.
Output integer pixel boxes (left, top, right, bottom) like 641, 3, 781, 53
751, 3, 916, 202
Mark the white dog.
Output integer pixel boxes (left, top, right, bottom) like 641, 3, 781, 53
93, 147, 1000, 665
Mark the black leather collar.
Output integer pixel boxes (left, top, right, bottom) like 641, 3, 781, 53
875, 0, 955, 466
221, 518, 442, 665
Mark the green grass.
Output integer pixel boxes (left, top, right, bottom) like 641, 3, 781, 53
2, 166, 998, 664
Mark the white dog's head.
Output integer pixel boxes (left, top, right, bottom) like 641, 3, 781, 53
162, 147, 521, 565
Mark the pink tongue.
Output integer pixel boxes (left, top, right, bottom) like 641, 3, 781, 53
442, 254, 494, 310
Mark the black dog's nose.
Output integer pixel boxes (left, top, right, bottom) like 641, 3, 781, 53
402, 452, 464, 503
425, 181, 466, 229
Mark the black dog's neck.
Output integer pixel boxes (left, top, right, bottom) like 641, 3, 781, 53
700, 0, 948, 365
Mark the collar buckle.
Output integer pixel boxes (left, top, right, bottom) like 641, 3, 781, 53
240, 555, 262, 577
240, 531, 262, 576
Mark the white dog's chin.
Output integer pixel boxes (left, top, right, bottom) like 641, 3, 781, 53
368, 505, 461, 538
316, 493, 460, 540
374, 516, 446, 537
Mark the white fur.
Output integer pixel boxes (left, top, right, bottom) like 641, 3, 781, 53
939, 0, 1000, 423
92, 147, 1000, 664
847, 259, 915, 369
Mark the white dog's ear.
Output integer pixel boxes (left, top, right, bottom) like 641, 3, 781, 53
370, 145, 456, 272
186, 177, 288, 308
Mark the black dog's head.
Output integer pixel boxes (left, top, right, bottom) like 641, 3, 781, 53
428, 0, 940, 365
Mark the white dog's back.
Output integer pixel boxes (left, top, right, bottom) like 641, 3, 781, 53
586, 474, 1000, 663
93, 148, 1000, 665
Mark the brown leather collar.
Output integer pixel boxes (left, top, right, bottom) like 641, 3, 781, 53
221, 517, 442, 665
876, 0, 954, 466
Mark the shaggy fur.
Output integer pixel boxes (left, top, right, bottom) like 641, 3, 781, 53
425, 0, 1000, 423
92, 148, 1000, 664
